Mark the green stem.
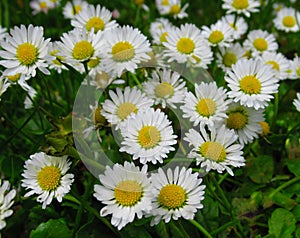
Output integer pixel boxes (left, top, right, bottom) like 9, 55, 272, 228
270, 93, 279, 131
269, 176, 300, 198
211, 174, 231, 211
188, 220, 213, 238
210, 219, 239, 236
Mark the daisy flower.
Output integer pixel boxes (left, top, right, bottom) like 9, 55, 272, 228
243, 29, 278, 57
57, 28, 104, 73
220, 14, 248, 40
62, 0, 89, 19
150, 18, 175, 45
201, 21, 234, 48
84, 70, 124, 90
71, 4, 118, 33
142, 68, 187, 108
30, 0, 55, 15
119, 108, 177, 164
101, 25, 152, 77
293, 93, 300, 112
225, 58, 279, 109
224, 102, 264, 145
222, 0, 260, 17
93, 162, 152, 230
47, 41, 68, 74
0, 180, 16, 230
273, 7, 300, 32
216, 43, 245, 71
155, 0, 189, 19
101, 86, 154, 129
149, 166, 205, 226
163, 23, 213, 69
184, 125, 245, 176
290, 55, 300, 79
181, 82, 230, 129
260, 51, 290, 80
0, 24, 52, 77
21, 152, 74, 209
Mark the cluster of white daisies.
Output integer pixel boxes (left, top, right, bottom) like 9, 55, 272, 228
0, 0, 300, 232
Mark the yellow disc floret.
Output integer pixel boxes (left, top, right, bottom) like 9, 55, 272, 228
72, 41, 94, 60
114, 180, 142, 206
196, 98, 216, 117
117, 102, 137, 120
155, 82, 174, 98
208, 30, 224, 44
86, 17, 105, 33
226, 109, 248, 130
176, 38, 195, 54
138, 126, 161, 149
112, 41, 135, 62
200, 141, 226, 162
240, 75, 261, 94
37, 166, 61, 191
282, 16, 296, 28
158, 184, 186, 210
253, 38, 268, 52
223, 52, 237, 67
16, 43, 38, 66
232, 0, 249, 10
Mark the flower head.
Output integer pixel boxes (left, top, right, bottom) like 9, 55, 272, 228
222, 0, 260, 17
63, 0, 89, 19
273, 7, 300, 32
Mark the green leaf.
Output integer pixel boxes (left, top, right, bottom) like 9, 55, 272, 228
30, 219, 71, 238
153, 221, 169, 238
286, 158, 300, 176
268, 208, 296, 238
247, 155, 274, 184
272, 192, 297, 210
296, 227, 300, 238
292, 205, 300, 221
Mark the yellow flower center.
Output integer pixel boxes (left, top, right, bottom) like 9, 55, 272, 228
196, 98, 216, 117
114, 180, 142, 206
87, 57, 100, 68
200, 141, 226, 162
93, 107, 107, 125
176, 38, 195, 54
253, 38, 268, 52
37, 165, 61, 191
112, 41, 135, 62
158, 184, 186, 210
169, 4, 180, 15
226, 110, 248, 130
72, 41, 94, 60
296, 68, 300, 76
282, 16, 296, 28
16, 43, 38, 66
117, 102, 137, 120
239, 75, 261, 94
243, 50, 252, 59
135, 0, 144, 5
138, 125, 161, 149
40, 1, 47, 9
259, 121, 270, 136
162, 0, 169, 6
73, 5, 82, 14
208, 30, 224, 44
155, 82, 174, 98
266, 60, 279, 71
232, 0, 249, 10
86, 17, 105, 33
160, 32, 168, 43
223, 52, 237, 67
6, 73, 21, 82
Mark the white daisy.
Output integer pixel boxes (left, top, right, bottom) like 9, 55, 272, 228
163, 23, 213, 69
21, 152, 74, 209
101, 86, 154, 129
216, 43, 245, 71
225, 58, 279, 110
293, 93, 300, 112
150, 18, 175, 45
119, 108, 177, 164
30, 0, 55, 15
62, 0, 89, 19
155, 0, 189, 19
93, 162, 152, 230
56, 28, 104, 73
220, 14, 248, 40
71, 4, 118, 33
201, 21, 234, 48
243, 29, 278, 57
0, 24, 52, 77
222, 0, 260, 17
84, 70, 124, 90
260, 51, 290, 80
224, 102, 264, 145
101, 25, 152, 77
290, 55, 300, 79
142, 68, 187, 108
273, 7, 300, 32
47, 41, 68, 74
181, 82, 230, 129
150, 166, 205, 226
184, 125, 245, 176
0, 180, 16, 230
